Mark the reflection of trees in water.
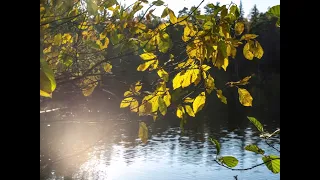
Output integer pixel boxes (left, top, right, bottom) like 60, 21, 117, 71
40, 96, 280, 179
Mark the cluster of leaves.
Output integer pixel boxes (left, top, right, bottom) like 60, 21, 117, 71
210, 116, 280, 174
119, 1, 263, 124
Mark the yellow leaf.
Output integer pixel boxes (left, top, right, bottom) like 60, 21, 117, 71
150, 60, 159, 70
138, 101, 152, 116
254, 41, 264, 59
168, 8, 177, 24
153, 115, 158, 121
104, 63, 112, 72
181, 70, 192, 88
191, 69, 201, 83
235, 22, 244, 35
172, 72, 184, 90
157, 69, 169, 82
163, 91, 171, 107
176, 105, 185, 119
243, 41, 254, 60
120, 97, 133, 108
205, 75, 215, 94
135, 81, 142, 92
139, 122, 148, 144
62, 33, 72, 44
216, 90, 227, 104
40, 90, 52, 98
137, 23, 146, 29
140, 52, 157, 60
130, 99, 139, 112
137, 60, 156, 71
142, 95, 159, 113
185, 105, 195, 117
158, 97, 167, 116
222, 57, 229, 71
124, 91, 133, 97
184, 97, 194, 103
193, 92, 206, 114
43, 46, 52, 54
81, 76, 99, 96
240, 34, 258, 41
201, 65, 211, 71
78, 22, 88, 30
238, 88, 253, 106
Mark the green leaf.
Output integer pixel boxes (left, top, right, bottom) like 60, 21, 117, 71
161, 7, 169, 18
193, 92, 206, 114
158, 33, 172, 53
139, 122, 148, 144
245, 144, 265, 155
267, 5, 280, 27
235, 22, 244, 36
219, 156, 239, 168
247, 116, 264, 132
152, 0, 164, 6
209, 138, 220, 155
238, 88, 253, 106
262, 155, 280, 174
158, 96, 167, 116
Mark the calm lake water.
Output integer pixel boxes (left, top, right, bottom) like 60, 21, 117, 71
40, 99, 280, 180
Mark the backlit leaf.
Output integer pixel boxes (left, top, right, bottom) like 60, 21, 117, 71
235, 22, 244, 35
184, 97, 194, 103
209, 138, 221, 155
243, 41, 254, 60
157, 69, 169, 82
130, 99, 139, 112
238, 88, 253, 106
193, 92, 206, 114
140, 52, 157, 60
163, 91, 171, 106
176, 105, 185, 119
216, 90, 227, 104
158, 96, 167, 116
205, 75, 215, 94
104, 63, 112, 72
245, 144, 265, 155
240, 34, 258, 41
185, 105, 195, 117
254, 41, 264, 59
247, 116, 264, 132
137, 60, 156, 71
120, 97, 133, 108
219, 156, 239, 168
168, 8, 177, 24
262, 155, 280, 174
